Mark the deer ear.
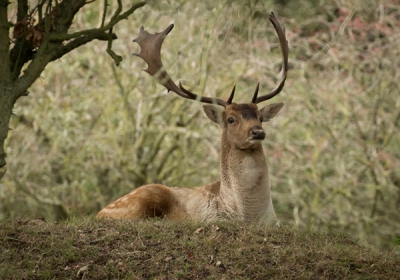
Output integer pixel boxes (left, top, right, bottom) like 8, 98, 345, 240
260, 102, 284, 122
203, 105, 225, 127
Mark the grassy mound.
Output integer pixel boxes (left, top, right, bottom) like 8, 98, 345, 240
1, 217, 399, 279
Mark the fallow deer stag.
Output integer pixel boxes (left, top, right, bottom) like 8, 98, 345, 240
97, 12, 288, 225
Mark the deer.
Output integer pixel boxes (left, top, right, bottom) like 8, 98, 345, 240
97, 12, 288, 226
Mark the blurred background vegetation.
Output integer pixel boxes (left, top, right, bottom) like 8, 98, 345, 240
1, 0, 399, 251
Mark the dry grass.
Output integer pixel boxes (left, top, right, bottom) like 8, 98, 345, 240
1, 0, 399, 252
1, 217, 399, 279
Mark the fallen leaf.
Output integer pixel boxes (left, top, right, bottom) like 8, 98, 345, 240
187, 252, 195, 259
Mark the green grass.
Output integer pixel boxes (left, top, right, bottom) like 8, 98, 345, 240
1, 217, 399, 279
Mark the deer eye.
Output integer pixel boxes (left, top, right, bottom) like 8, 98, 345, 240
260, 117, 264, 122
227, 118, 235, 124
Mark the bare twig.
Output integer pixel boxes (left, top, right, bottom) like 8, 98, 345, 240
106, 27, 122, 66
100, 0, 108, 28
111, 0, 123, 22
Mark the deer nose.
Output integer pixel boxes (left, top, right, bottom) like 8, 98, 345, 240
250, 126, 265, 140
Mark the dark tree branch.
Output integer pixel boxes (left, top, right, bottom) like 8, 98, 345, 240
106, 28, 122, 66
17, 0, 28, 22
111, 0, 123, 21
52, 0, 87, 33
44, 0, 51, 34
48, 1, 146, 41
50, 31, 117, 62
101, 0, 108, 28
37, 0, 45, 25
9, 0, 87, 82
11, 0, 145, 97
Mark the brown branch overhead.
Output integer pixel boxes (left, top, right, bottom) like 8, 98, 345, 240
10, 0, 146, 97
48, 1, 146, 42
10, 0, 145, 83
52, 0, 87, 33
10, 0, 88, 81
51, 31, 117, 62
13, 33, 116, 97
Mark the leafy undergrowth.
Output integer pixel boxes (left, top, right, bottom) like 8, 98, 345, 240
0, 217, 399, 280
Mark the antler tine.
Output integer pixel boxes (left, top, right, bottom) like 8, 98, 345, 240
226, 84, 236, 105
133, 24, 229, 107
251, 82, 260, 103
255, 12, 289, 104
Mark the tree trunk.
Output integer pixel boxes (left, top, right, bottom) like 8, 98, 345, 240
0, 86, 17, 181
0, 0, 11, 181
1, 0, 20, 177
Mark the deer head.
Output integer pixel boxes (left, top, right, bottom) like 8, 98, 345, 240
203, 102, 284, 150
133, 13, 288, 150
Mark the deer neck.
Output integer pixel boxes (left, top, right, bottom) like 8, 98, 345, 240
218, 132, 273, 223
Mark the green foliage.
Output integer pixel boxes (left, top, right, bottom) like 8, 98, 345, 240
0, 0, 399, 252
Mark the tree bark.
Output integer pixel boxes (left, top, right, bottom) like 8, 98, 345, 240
0, 1, 10, 85
0, 0, 12, 180
0, 88, 17, 180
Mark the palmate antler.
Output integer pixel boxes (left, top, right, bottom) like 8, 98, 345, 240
133, 12, 288, 107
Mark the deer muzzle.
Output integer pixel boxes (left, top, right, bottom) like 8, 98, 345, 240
250, 126, 265, 140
